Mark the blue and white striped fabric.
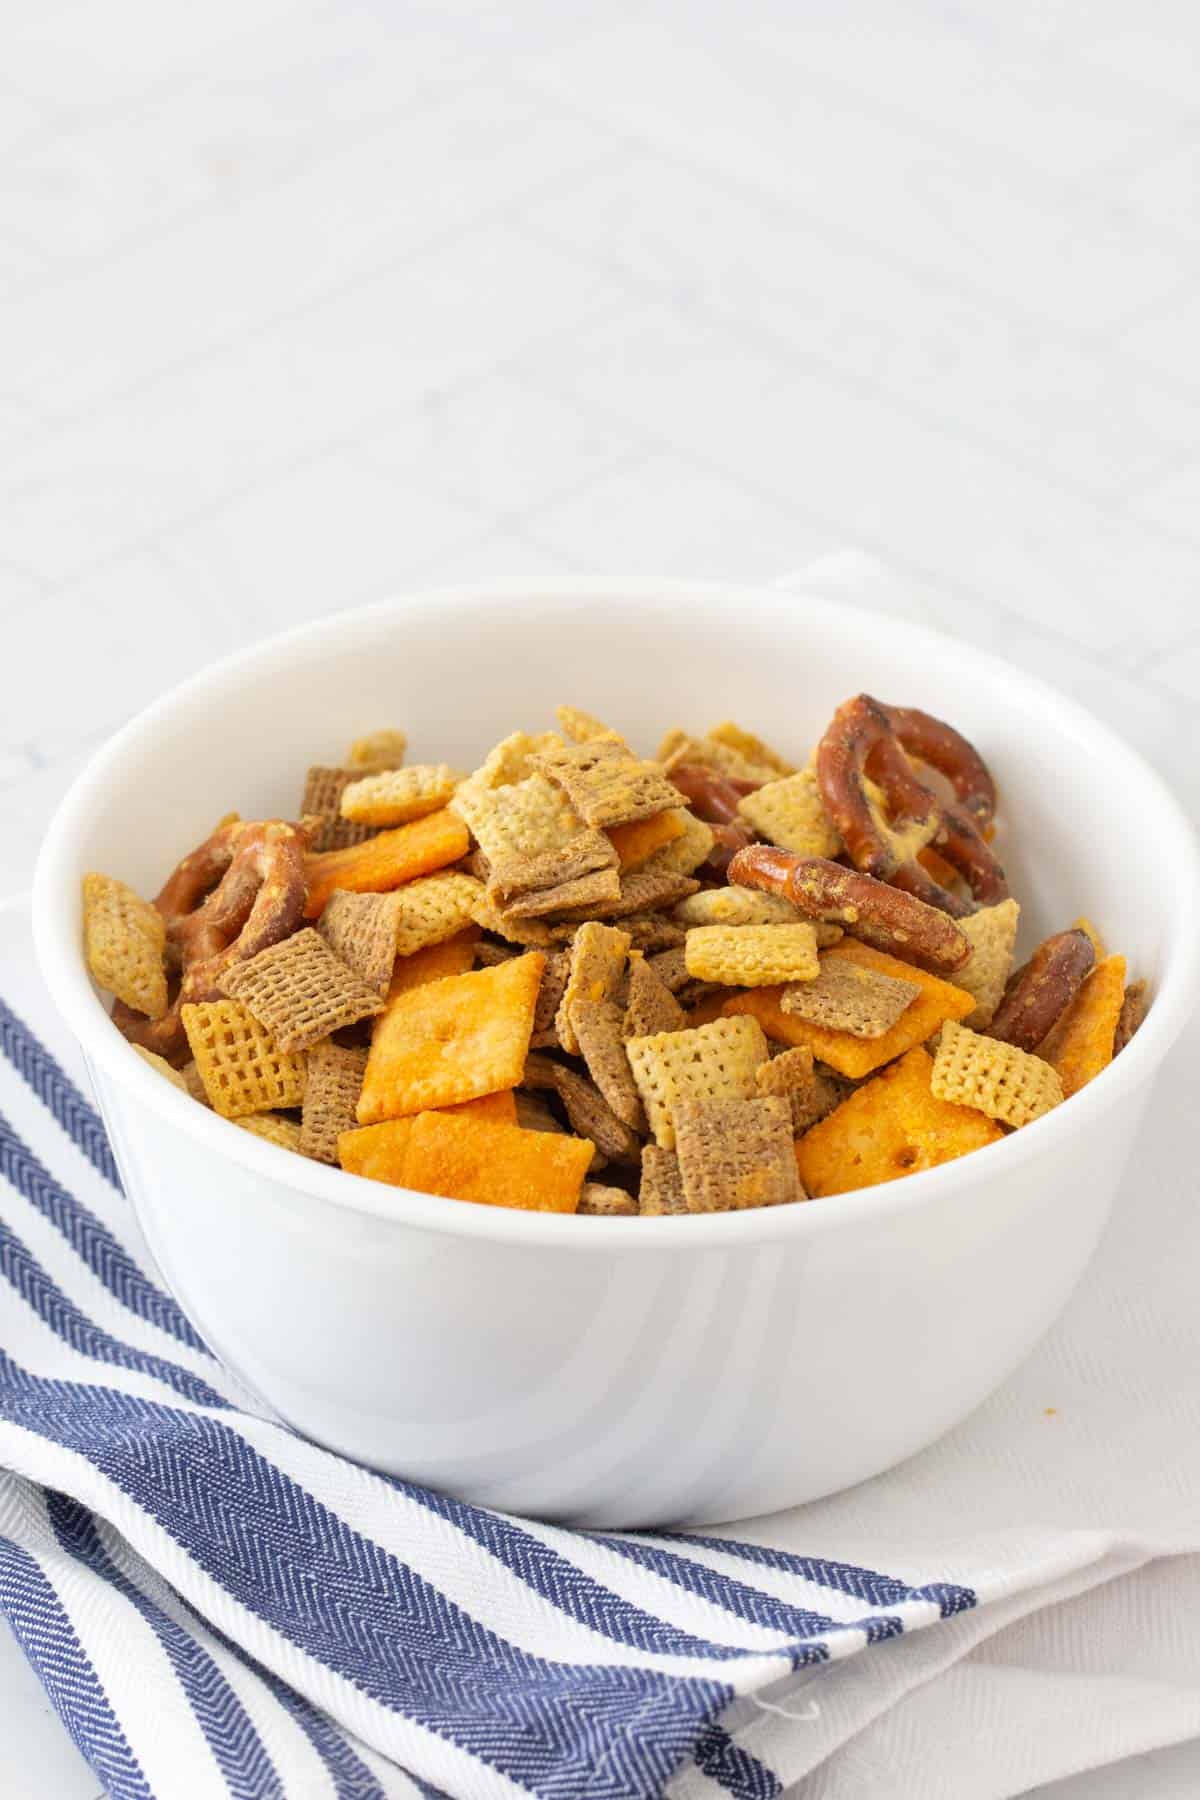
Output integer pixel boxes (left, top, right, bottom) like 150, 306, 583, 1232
0, 900, 985, 1800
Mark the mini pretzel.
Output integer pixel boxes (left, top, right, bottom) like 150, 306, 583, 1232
727, 845, 970, 973
987, 928, 1095, 1053
815, 696, 1006, 917
667, 763, 760, 825
114, 819, 309, 1062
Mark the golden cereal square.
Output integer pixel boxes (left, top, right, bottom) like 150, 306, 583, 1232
132, 1045, 189, 1092
236, 1113, 304, 1153
674, 888, 800, 928
181, 999, 307, 1119
357, 951, 544, 1123
452, 774, 582, 879
736, 770, 841, 858
389, 873, 485, 957
707, 721, 796, 778
795, 1047, 1004, 1198
931, 1020, 1062, 1128
641, 811, 715, 877
82, 873, 168, 1018
950, 898, 1021, 1030
346, 729, 407, 770
555, 705, 624, 745
401, 1112, 592, 1213
684, 922, 820, 988
625, 1014, 770, 1149
340, 765, 461, 827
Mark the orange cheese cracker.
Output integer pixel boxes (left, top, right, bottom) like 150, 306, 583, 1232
606, 811, 687, 871
339, 1090, 518, 1183
723, 939, 973, 1079
304, 810, 469, 917
795, 1047, 1003, 1197
1040, 953, 1126, 1098
387, 929, 480, 999
357, 951, 544, 1123
400, 1112, 592, 1212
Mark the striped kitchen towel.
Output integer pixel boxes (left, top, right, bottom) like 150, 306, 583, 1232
2, 887, 1199, 1800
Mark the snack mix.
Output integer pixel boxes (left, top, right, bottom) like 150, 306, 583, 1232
84, 697, 1146, 1215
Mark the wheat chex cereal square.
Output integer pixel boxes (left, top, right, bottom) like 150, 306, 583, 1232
468, 890, 559, 948
555, 920, 631, 1054
220, 928, 383, 1052
534, 739, 683, 828
358, 951, 543, 1123
317, 890, 403, 995
617, 913, 686, 953
626, 1014, 770, 1149
300, 1041, 369, 1164
236, 1113, 304, 1153
779, 955, 919, 1037
950, 897, 1020, 1029
568, 998, 645, 1132
623, 954, 686, 1038
346, 729, 407, 770
644, 946, 690, 993
501, 863, 622, 920
736, 769, 842, 858
523, 1052, 642, 1165
1114, 978, 1148, 1054
931, 1019, 1062, 1129
340, 764, 460, 827
489, 827, 618, 904
181, 999, 307, 1119
577, 1181, 639, 1216
82, 873, 168, 1018
639, 1146, 687, 1215
755, 1045, 846, 1134
675, 1097, 803, 1212
388, 872, 484, 957
685, 922, 820, 988
301, 767, 378, 851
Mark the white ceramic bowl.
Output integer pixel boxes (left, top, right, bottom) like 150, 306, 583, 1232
34, 581, 1200, 1527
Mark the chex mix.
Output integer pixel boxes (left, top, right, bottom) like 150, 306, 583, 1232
84, 697, 1146, 1214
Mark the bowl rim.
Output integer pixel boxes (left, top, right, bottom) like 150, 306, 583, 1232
32, 576, 1200, 1251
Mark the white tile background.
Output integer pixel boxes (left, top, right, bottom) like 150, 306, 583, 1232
2, 2, 1199, 1794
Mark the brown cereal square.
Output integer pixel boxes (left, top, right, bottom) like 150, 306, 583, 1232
82, 873, 168, 1018
779, 955, 919, 1037
523, 1053, 642, 1165
317, 890, 403, 995
569, 998, 646, 1131
755, 1045, 847, 1134
489, 828, 617, 904
468, 890, 559, 948
556, 920, 631, 1055
623, 955, 686, 1038
577, 1181, 639, 1216
638, 1146, 687, 1215
534, 740, 683, 828
674, 1097, 803, 1212
1114, 978, 1148, 1054
301, 767, 378, 851
685, 923, 820, 988
621, 913, 687, 953
501, 864, 622, 920
625, 1014, 770, 1149
220, 928, 383, 1052
644, 946, 690, 993
932, 1019, 1063, 1128
181, 999, 307, 1119
300, 1041, 369, 1164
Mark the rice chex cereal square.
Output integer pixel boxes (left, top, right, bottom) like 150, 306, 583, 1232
625, 1014, 770, 1149
685, 923, 820, 988
931, 1019, 1063, 1128
82, 872, 168, 1018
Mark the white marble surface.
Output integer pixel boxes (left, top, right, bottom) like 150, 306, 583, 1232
2, 3, 1199, 1795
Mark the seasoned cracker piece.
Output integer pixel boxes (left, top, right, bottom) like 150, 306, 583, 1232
219, 928, 383, 1053
502, 864, 622, 920
640, 811, 715, 878
556, 705, 625, 746
82, 872, 168, 1018
725, 939, 973, 1080
358, 951, 543, 1123
569, 998, 646, 1132
317, 889, 403, 995
236, 1113, 304, 1153
577, 1182, 639, 1216
675, 888, 800, 929
346, 729, 407, 770
685, 922, 820, 988
181, 999, 307, 1120
779, 955, 918, 1037
607, 811, 687, 871
675, 1096, 803, 1212
795, 1046, 1004, 1198
755, 1044, 839, 1135
950, 897, 1021, 1030
300, 1041, 369, 1164
736, 769, 842, 859
932, 1020, 1062, 1129
304, 811, 470, 917
625, 1014, 770, 1150
338, 1115, 415, 1180
1039, 954, 1127, 1098
301, 767, 379, 851
639, 1146, 687, 1215
1114, 978, 1148, 1055
401, 1112, 593, 1213
624, 954, 686, 1038
388, 872, 484, 957
534, 739, 684, 829
555, 920, 631, 1056
708, 721, 796, 778
523, 1052, 643, 1165
132, 1045, 189, 1092
340, 764, 461, 827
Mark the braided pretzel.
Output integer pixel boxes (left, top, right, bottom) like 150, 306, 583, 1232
114, 818, 309, 1063
988, 928, 1095, 1053
728, 845, 970, 973
815, 696, 1007, 918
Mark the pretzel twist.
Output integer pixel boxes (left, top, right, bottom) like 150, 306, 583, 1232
667, 763, 757, 871
815, 696, 1007, 917
114, 819, 309, 1062
987, 928, 1095, 1052
727, 845, 970, 973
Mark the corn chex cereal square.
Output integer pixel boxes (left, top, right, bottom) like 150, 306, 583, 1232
357, 952, 543, 1123
555, 704, 625, 746
467, 731, 564, 792
534, 740, 683, 829
736, 770, 841, 858
220, 928, 383, 1052
317, 890, 403, 995
658, 729, 778, 786
468, 891, 558, 949
675, 1097, 802, 1212
931, 1019, 1063, 1128
950, 898, 1020, 1029
82, 873, 168, 1018
626, 1014, 770, 1149
181, 999, 307, 1119
453, 774, 583, 879
300, 767, 377, 851
300, 1042, 369, 1164
568, 998, 645, 1132
132, 1045, 189, 1091
779, 956, 919, 1037
341, 765, 460, 827
639, 1146, 687, 1215
685, 923, 820, 988
389, 872, 484, 957
236, 1113, 304, 1153
708, 721, 795, 778
556, 920, 631, 1055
